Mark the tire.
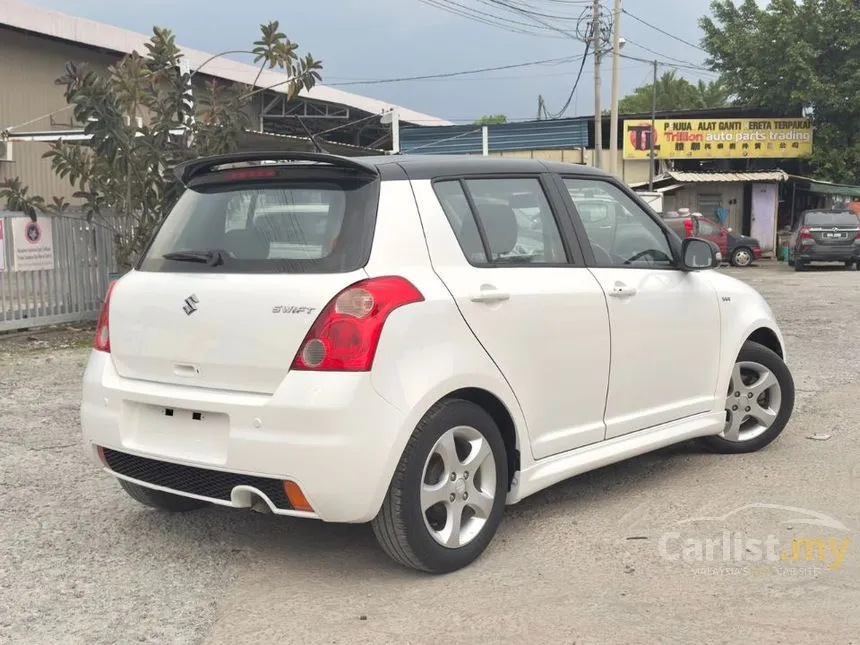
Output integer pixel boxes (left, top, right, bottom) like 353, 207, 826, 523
118, 478, 209, 512
700, 340, 795, 454
730, 246, 753, 267
845, 261, 855, 270
371, 399, 508, 574
794, 258, 806, 272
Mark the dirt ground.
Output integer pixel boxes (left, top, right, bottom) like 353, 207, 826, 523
1, 260, 859, 645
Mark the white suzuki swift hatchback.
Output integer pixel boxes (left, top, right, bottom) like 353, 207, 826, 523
81, 152, 795, 573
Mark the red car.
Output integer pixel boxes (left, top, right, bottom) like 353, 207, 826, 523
664, 213, 763, 267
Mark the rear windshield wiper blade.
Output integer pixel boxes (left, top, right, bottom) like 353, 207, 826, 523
163, 250, 224, 266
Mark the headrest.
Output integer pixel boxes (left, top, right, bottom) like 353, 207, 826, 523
473, 203, 519, 256
224, 227, 271, 260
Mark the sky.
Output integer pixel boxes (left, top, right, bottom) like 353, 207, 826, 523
24, 0, 735, 123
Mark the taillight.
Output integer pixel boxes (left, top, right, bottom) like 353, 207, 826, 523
94, 281, 118, 353
291, 276, 424, 372
800, 227, 814, 244
684, 218, 693, 237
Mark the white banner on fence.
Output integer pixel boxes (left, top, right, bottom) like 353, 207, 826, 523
11, 217, 54, 271
0, 219, 6, 271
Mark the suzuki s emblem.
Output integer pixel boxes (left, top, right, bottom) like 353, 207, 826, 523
183, 294, 199, 316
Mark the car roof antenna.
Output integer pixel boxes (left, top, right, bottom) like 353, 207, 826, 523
296, 117, 330, 154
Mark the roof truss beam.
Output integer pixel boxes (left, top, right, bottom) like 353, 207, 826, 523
261, 94, 350, 119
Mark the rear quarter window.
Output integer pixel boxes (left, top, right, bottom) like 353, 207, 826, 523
138, 177, 378, 274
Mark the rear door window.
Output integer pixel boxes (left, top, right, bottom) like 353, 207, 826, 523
433, 177, 569, 265
138, 177, 378, 274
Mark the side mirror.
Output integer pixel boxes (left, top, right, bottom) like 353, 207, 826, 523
682, 237, 721, 271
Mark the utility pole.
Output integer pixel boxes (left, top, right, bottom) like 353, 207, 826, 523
649, 59, 658, 190
608, 0, 622, 177
592, 0, 602, 170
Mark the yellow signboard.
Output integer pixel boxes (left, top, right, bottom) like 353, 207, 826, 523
622, 118, 813, 160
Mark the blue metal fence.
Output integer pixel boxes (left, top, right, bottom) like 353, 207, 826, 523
400, 118, 590, 155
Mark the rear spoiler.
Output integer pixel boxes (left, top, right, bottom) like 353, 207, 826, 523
173, 151, 380, 185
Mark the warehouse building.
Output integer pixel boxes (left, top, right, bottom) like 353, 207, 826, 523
0, 0, 450, 201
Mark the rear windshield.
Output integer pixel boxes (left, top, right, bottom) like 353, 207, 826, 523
803, 211, 859, 227
138, 178, 378, 274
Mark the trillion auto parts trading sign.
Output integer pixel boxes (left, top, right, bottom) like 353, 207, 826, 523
623, 118, 813, 160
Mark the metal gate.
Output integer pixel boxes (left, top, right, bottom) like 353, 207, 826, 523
0, 212, 116, 332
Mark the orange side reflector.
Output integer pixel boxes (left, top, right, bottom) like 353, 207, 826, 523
283, 481, 313, 513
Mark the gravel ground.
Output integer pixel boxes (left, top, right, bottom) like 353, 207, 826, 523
1, 260, 859, 645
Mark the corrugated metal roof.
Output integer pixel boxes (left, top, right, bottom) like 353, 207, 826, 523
0, 0, 452, 127
400, 119, 589, 155
788, 174, 860, 197
666, 170, 789, 183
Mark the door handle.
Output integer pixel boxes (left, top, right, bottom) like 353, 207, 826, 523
469, 287, 510, 303
609, 283, 637, 298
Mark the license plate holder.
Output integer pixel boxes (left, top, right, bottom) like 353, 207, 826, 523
120, 402, 230, 464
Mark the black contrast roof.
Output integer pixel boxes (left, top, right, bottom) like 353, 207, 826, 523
174, 150, 609, 184
368, 154, 606, 180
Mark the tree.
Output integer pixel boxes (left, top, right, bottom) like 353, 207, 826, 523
3, 22, 322, 270
618, 71, 730, 114
693, 79, 732, 110
0, 177, 44, 220
474, 114, 507, 125
700, 0, 860, 182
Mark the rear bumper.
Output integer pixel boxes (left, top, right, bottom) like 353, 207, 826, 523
797, 245, 860, 262
80, 350, 409, 523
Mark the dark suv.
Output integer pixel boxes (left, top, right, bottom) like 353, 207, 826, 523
788, 209, 860, 271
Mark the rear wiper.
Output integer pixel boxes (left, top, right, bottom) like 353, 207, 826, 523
163, 250, 224, 266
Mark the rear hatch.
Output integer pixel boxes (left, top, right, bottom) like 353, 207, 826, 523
804, 210, 860, 246
108, 157, 380, 394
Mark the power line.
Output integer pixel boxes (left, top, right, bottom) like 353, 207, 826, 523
477, 0, 584, 39
543, 40, 591, 118
417, 0, 585, 39
327, 54, 582, 86
416, 0, 567, 37
480, 0, 592, 22
324, 62, 647, 85
619, 52, 715, 75
621, 8, 708, 53
624, 39, 718, 76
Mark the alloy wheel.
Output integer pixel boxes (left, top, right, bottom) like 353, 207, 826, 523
723, 361, 783, 442
420, 425, 497, 549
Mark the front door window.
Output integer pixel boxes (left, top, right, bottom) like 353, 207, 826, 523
563, 178, 675, 268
